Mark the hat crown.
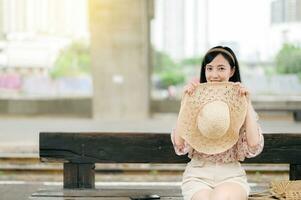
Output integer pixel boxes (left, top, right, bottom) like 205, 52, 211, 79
197, 100, 230, 139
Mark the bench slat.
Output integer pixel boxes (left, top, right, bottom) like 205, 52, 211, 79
30, 198, 183, 200
31, 188, 182, 197
40, 132, 301, 164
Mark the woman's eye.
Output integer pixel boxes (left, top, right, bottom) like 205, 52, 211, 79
206, 67, 212, 71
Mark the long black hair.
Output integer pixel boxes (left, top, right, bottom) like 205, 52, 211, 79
200, 46, 241, 83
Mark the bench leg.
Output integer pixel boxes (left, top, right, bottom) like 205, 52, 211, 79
289, 164, 301, 180
293, 110, 301, 121
64, 163, 95, 189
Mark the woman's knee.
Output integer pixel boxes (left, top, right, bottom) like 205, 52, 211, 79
191, 188, 212, 200
210, 182, 247, 200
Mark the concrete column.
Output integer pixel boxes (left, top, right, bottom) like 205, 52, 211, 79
89, 0, 153, 119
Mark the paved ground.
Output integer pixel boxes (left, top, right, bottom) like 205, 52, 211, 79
0, 182, 43, 200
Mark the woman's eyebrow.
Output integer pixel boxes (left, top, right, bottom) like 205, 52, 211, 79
206, 64, 226, 67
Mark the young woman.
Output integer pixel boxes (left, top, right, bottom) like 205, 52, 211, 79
171, 46, 264, 200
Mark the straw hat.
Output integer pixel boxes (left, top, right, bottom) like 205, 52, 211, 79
176, 82, 248, 154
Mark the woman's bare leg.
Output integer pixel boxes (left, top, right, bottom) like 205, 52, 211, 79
210, 182, 248, 200
191, 188, 212, 200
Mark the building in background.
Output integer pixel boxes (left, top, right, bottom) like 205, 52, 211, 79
152, 0, 266, 61
1, 0, 88, 39
152, 0, 207, 61
0, 0, 4, 39
271, 0, 301, 24
151, 0, 301, 62
270, 0, 301, 54
0, 0, 89, 72
0, 0, 90, 96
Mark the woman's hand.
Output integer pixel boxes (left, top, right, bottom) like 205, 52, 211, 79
184, 77, 200, 96
234, 82, 250, 101
174, 129, 185, 151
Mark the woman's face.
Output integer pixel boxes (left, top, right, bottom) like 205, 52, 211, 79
205, 54, 235, 82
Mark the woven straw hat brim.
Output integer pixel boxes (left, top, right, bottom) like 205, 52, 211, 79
176, 82, 248, 154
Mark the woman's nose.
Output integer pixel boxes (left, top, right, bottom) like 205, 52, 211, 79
211, 71, 219, 78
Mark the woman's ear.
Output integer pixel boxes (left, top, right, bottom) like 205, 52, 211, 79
230, 67, 235, 77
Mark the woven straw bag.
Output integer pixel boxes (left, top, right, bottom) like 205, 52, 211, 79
248, 180, 301, 200
270, 180, 301, 200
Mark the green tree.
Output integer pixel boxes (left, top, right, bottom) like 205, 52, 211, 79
153, 50, 185, 88
152, 50, 205, 88
159, 70, 186, 89
50, 41, 91, 78
153, 50, 179, 73
275, 43, 301, 78
180, 56, 203, 66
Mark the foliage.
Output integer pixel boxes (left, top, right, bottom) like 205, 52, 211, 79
153, 50, 179, 73
180, 56, 203, 66
153, 50, 203, 88
50, 41, 91, 78
153, 50, 185, 88
159, 70, 186, 89
275, 43, 301, 78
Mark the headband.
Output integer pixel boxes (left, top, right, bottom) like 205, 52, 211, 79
205, 48, 235, 65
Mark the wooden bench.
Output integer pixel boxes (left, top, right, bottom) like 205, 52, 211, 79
32, 132, 301, 199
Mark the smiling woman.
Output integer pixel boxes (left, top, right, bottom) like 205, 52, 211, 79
205, 54, 235, 83
172, 46, 264, 200
200, 46, 241, 83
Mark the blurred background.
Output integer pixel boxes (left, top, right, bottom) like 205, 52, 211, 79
0, 0, 300, 110
0, 0, 301, 199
